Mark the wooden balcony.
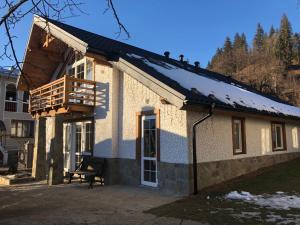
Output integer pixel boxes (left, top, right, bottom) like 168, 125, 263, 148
30, 75, 96, 118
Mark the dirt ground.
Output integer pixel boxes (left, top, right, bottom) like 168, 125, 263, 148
0, 181, 204, 225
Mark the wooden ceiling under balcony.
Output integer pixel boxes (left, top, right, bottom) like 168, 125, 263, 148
18, 25, 68, 91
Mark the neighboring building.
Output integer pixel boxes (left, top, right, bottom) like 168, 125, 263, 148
0, 67, 34, 166
18, 16, 300, 195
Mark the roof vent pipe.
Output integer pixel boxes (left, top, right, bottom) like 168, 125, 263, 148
164, 51, 170, 58
179, 54, 184, 62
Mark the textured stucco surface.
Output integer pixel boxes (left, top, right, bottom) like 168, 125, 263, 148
187, 111, 300, 163
93, 64, 189, 164
93, 64, 115, 158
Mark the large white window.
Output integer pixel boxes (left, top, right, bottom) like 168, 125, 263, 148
271, 122, 286, 151
66, 52, 93, 81
232, 117, 246, 154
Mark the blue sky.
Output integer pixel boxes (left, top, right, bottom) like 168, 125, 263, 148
1, 0, 300, 68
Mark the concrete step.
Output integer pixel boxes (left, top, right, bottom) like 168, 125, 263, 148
0, 175, 34, 185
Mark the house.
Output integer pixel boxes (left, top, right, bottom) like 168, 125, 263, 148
0, 67, 34, 166
17, 15, 300, 195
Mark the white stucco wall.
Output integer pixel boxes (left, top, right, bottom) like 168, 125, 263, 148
93, 63, 189, 164
117, 72, 188, 164
187, 111, 300, 163
93, 64, 115, 158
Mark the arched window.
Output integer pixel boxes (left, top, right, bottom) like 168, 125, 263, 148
5, 83, 17, 112
23, 91, 29, 113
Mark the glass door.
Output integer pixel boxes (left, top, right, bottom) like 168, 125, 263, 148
63, 123, 73, 172
75, 121, 93, 169
63, 121, 93, 171
141, 115, 158, 187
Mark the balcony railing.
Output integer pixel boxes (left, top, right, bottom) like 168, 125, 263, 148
30, 75, 96, 117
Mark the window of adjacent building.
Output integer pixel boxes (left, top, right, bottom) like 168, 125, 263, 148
22, 91, 29, 113
5, 83, 17, 112
271, 122, 286, 151
232, 117, 246, 154
11, 120, 34, 138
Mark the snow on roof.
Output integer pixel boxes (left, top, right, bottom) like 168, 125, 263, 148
127, 53, 300, 118
0, 67, 18, 77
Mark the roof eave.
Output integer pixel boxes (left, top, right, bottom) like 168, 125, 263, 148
183, 100, 300, 123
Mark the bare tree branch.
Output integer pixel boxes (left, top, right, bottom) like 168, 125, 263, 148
0, 0, 29, 26
106, 0, 130, 38
0, 0, 129, 90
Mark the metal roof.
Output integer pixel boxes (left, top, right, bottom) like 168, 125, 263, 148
42, 18, 300, 120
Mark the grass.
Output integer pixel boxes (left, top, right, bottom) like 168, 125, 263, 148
147, 158, 300, 225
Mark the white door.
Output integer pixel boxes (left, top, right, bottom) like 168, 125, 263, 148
63, 121, 93, 171
63, 123, 73, 172
141, 115, 158, 187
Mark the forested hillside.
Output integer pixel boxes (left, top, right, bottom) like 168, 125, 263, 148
207, 14, 300, 105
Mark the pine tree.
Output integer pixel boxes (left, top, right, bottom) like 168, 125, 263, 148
240, 33, 248, 52
222, 37, 235, 74
233, 33, 248, 72
269, 25, 276, 37
275, 14, 293, 67
292, 33, 300, 64
233, 33, 242, 49
253, 23, 266, 53
223, 36, 233, 54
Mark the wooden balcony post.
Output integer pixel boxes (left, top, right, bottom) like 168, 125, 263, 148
64, 75, 69, 105
94, 82, 96, 106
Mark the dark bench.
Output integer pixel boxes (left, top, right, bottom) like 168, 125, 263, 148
68, 156, 106, 188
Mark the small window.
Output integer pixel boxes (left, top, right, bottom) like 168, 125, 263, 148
11, 120, 34, 138
232, 117, 246, 154
22, 91, 29, 113
5, 83, 17, 112
271, 122, 286, 151
76, 63, 84, 79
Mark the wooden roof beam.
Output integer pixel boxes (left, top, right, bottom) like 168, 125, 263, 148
27, 47, 64, 62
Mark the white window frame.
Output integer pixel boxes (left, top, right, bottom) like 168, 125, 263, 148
273, 123, 284, 150
63, 121, 94, 172
141, 115, 158, 187
232, 118, 245, 154
66, 53, 93, 81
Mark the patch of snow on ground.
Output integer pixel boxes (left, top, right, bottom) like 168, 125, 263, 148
126, 54, 300, 118
225, 191, 300, 210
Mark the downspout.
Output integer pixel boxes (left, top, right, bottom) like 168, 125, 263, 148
192, 103, 215, 195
